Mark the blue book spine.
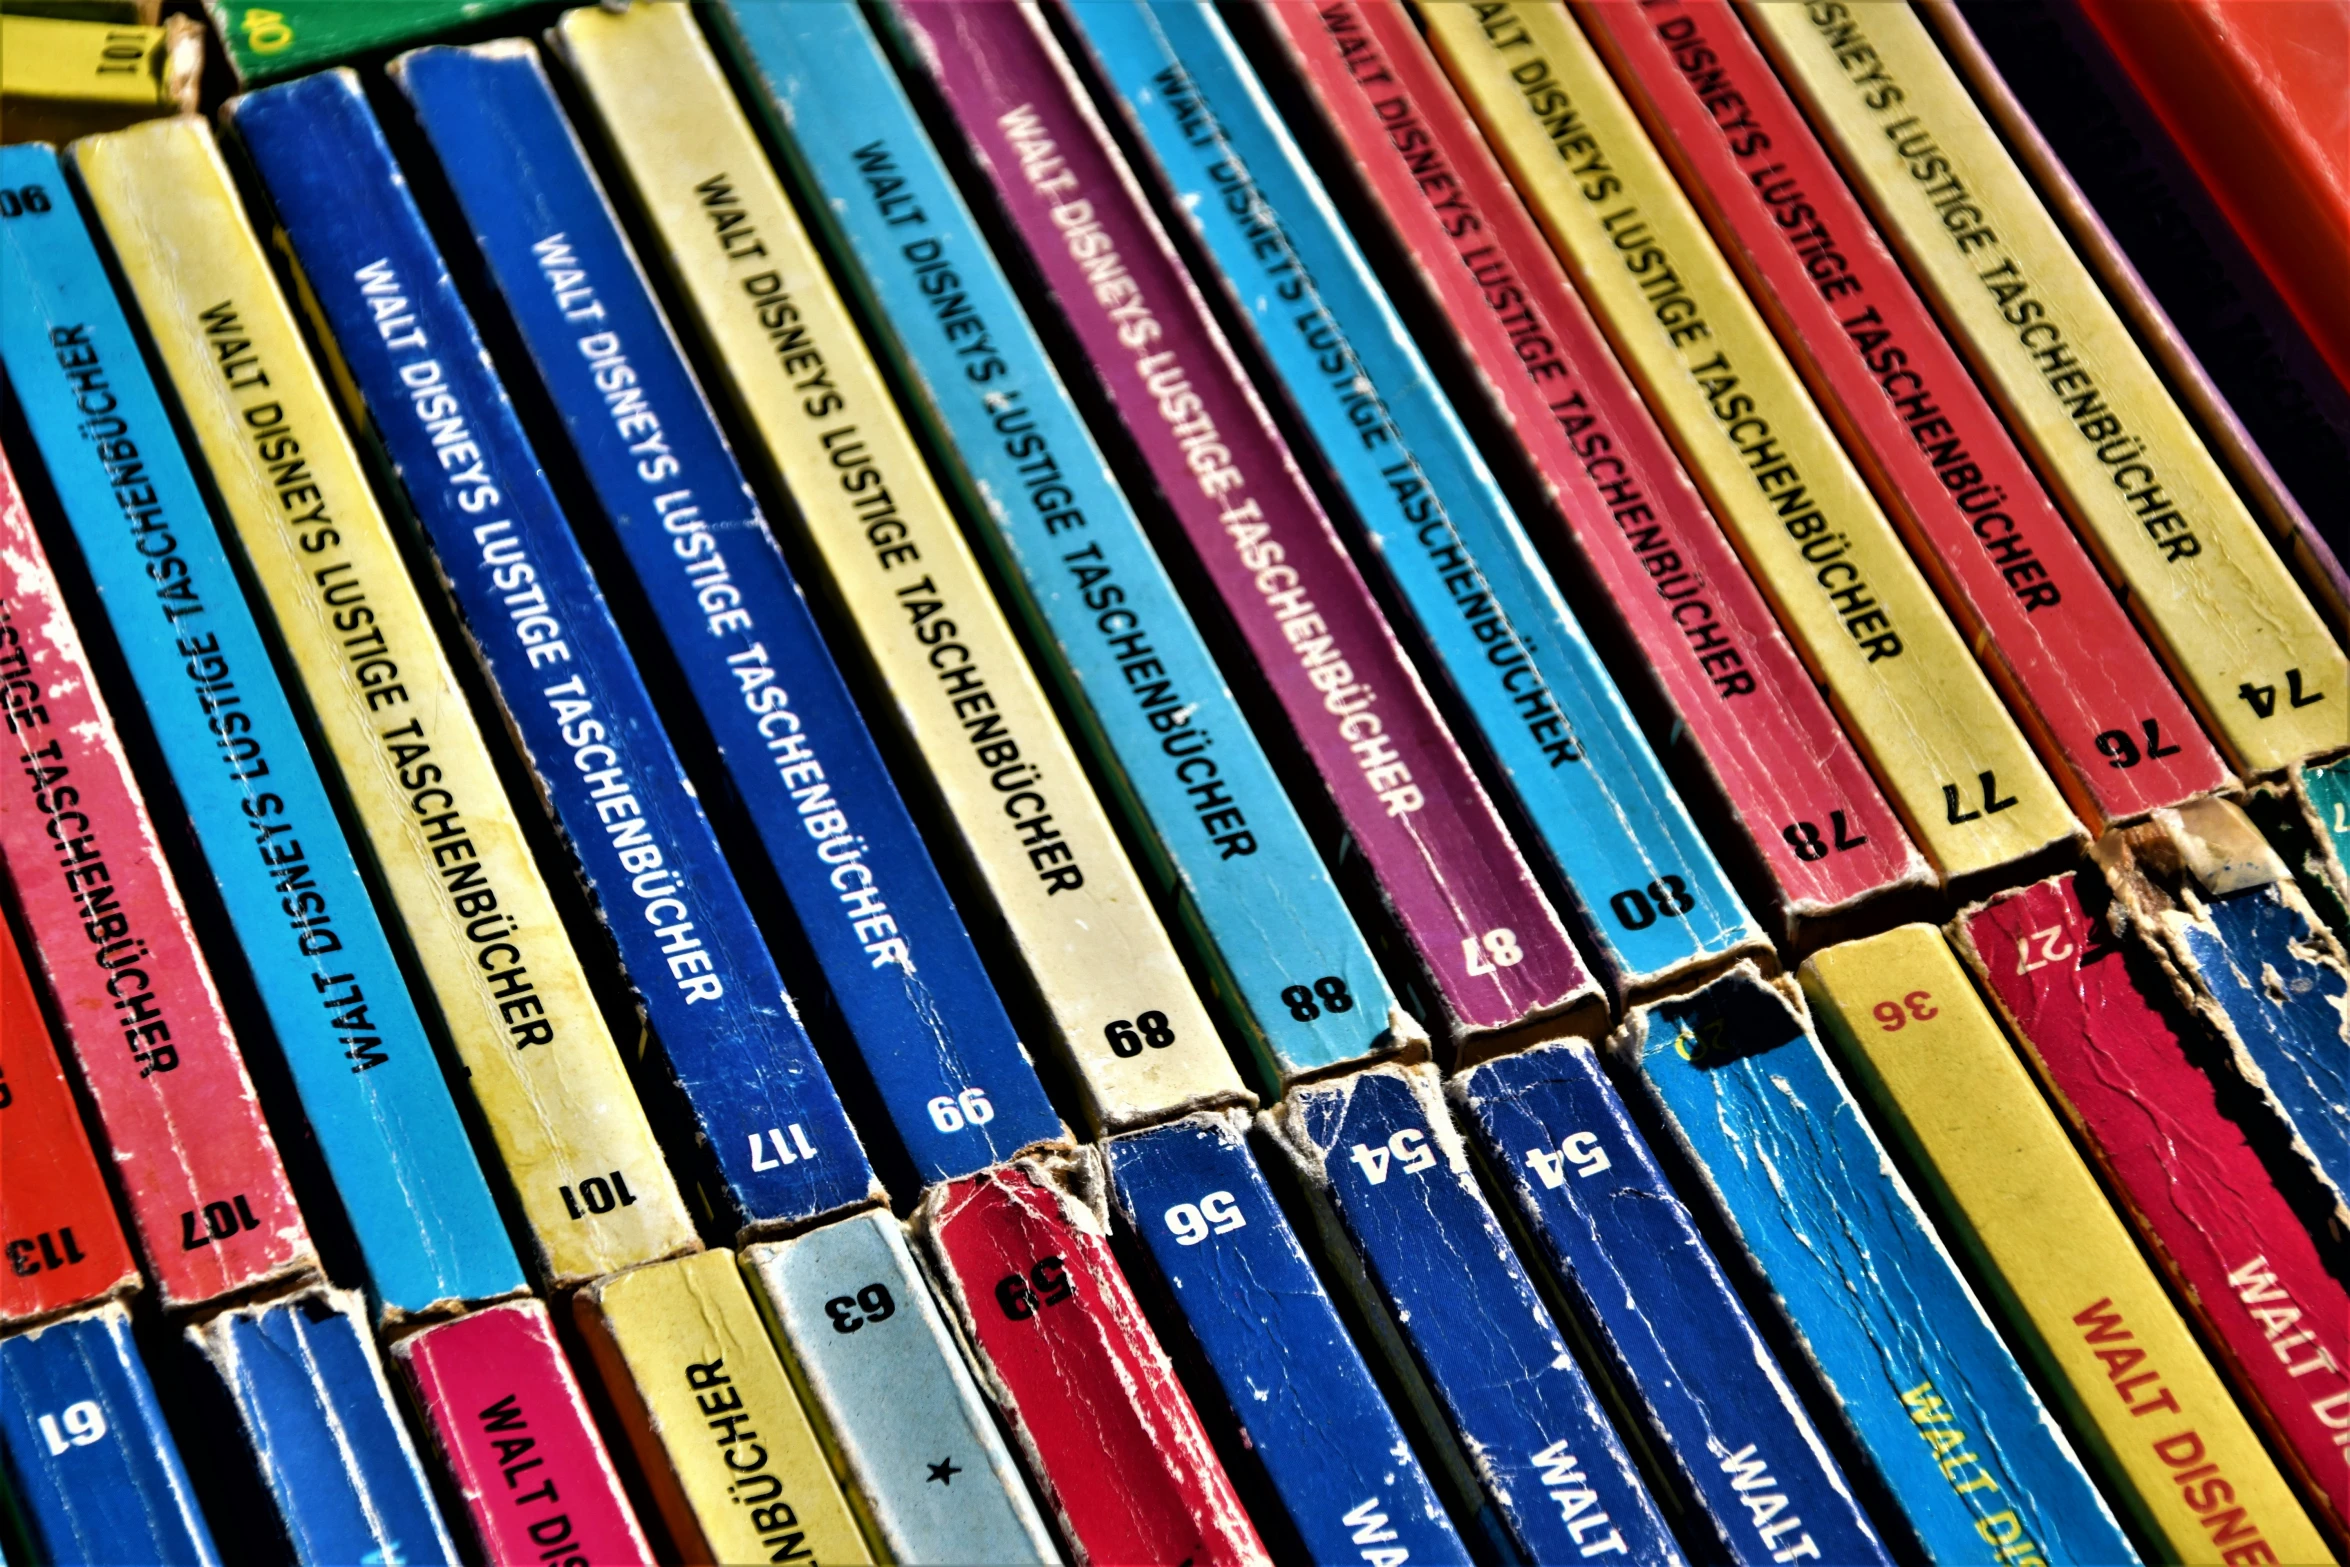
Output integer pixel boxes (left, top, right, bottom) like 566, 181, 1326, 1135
712, 0, 1405, 1091
389, 40, 1065, 1186
227, 70, 881, 1235
0, 1303, 219, 1567
1612, 968, 2140, 1565
1269, 1065, 1681, 1566
1103, 1111, 1467, 1565
188, 1288, 455, 1566
1067, 3, 1763, 997
0, 142, 521, 1319
1453, 1041, 1888, 1567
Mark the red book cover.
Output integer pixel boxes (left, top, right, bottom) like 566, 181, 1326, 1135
915, 1155, 1265, 1567
1582, 0, 2231, 831
392, 1299, 653, 1567
0, 894, 138, 1327
1272, 0, 1927, 942
1956, 873, 2350, 1546
0, 447, 311, 1310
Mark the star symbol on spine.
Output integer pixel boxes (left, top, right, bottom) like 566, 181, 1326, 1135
926, 1457, 961, 1486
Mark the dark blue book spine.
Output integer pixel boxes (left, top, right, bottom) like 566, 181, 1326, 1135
189, 1288, 454, 1565
1269, 1065, 1681, 1566
388, 40, 1065, 1187
1454, 1042, 1889, 1566
227, 70, 880, 1233
0, 1303, 219, 1566
1103, 1111, 1468, 1566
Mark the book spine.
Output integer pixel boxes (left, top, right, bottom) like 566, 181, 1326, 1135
0, 857, 140, 1328
1803, 924, 2332, 1564
2304, 756, 2350, 920
1267, 1063, 1677, 1565
1582, 0, 2229, 830
202, 0, 539, 84
1270, 2, 1926, 935
0, 139, 523, 1320
187, 1287, 457, 1566
901, 1, 1597, 1048
0, 446, 314, 1311
712, 1, 1408, 1090
1452, 1041, 1888, 1566
573, 1248, 873, 1566
229, 69, 882, 1239
1956, 873, 2350, 1544
741, 1209, 1058, 1566
1102, 1110, 1468, 1566
549, 4, 1245, 1133
390, 40, 1068, 1184
0, 13, 193, 109
1744, 3, 2348, 777
1611, 966, 2135, 1563
71, 115, 698, 1289
1424, 3, 2077, 885
0, 1302, 219, 1565
390, 1299, 653, 1567
1075, 2, 1765, 1000
915, 1153, 1266, 1565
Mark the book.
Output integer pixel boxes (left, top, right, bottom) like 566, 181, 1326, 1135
203, 0, 539, 85
1423, 2, 2078, 888
0, 1301, 217, 1566
916, 1151, 1266, 1565
741, 1208, 1058, 1566
228, 68, 884, 1241
573, 1247, 871, 1566
1101, 1109, 1468, 1566
0, 13, 199, 143
2302, 755, 2350, 927
391, 38, 1071, 1190
71, 115, 700, 1290
1611, 965, 2136, 1564
710, 0, 1410, 1092
0, 442, 314, 1312
1580, 0, 2230, 834
900, 1, 1601, 1056
186, 1287, 457, 1566
1744, 2, 2349, 778
2091, 796, 2350, 1238
1955, 872, 2350, 1545
1803, 923, 2332, 1565
0, 868, 139, 1330
390, 1298, 654, 1567
1452, 1040, 1889, 1566
1073, 2, 1768, 1005
549, 2, 1249, 1134
1268, 1, 1929, 944
1941, 0, 2350, 640
1266, 1063, 1678, 1565
0, 139, 523, 1323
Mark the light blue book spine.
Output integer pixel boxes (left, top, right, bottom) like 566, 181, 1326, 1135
1070, 2, 1763, 997
1612, 968, 2140, 1565
0, 141, 522, 1320
714, 0, 1404, 1089
227, 69, 883, 1237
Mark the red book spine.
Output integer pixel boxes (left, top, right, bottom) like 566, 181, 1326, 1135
916, 1157, 1265, 1567
0, 892, 138, 1326
1582, 0, 2229, 830
0, 447, 311, 1310
392, 1299, 653, 1567
1957, 874, 2350, 1545
1274, 1, 1924, 936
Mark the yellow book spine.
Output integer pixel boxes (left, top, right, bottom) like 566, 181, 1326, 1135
1423, 2, 2076, 883
0, 13, 187, 107
71, 117, 696, 1289
1801, 925, 2330, 1567
1745, 2, 2346, 776
552, 2, 1242, 1130
574, 1249, 872, 1567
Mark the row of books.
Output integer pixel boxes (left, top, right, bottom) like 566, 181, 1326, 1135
0, 1, 2342, 1564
